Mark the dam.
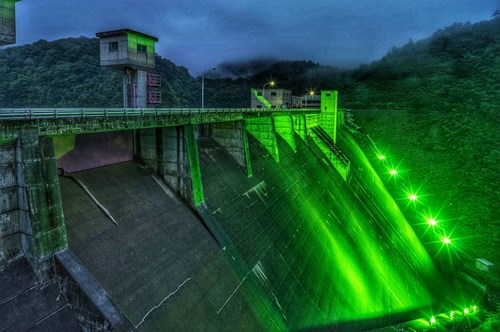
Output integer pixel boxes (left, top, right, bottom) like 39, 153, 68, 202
0, 96, 478, 331
0, 18, 486, 331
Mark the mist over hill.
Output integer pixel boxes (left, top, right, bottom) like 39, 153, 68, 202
0, 16, 498, 274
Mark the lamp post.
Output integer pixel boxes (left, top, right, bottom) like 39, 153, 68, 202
305, 90, 315, 108
261, 80, 276, 107
202, 68, 216, 108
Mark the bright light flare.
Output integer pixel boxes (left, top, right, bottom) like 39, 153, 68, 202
450, 311, 454, 319
464, 307, 469, 314
408, 194, 418, 201
430, 316, 436, 325
389, 169, 398, 176
427, 218, 437, 226
443, 237, 451, 244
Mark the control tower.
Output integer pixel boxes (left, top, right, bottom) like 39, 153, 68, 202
96, 29, 160, 108
0, 0, 20, 46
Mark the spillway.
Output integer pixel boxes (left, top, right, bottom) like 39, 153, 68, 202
58, 127, 445, 331
196, 129, 442, 330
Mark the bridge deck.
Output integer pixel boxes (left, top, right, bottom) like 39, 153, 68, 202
0, 108, 321, 136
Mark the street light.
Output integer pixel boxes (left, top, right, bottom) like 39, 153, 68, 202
305, 90, 315, 108
261, 81, 276, 107
202, 68, 216, 109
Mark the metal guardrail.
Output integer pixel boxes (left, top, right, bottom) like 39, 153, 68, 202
0, 107, 321, 121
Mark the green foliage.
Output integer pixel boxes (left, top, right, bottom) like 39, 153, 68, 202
343, 17, 500, 265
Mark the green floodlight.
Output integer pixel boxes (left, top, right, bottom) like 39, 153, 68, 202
464, 307, 469, 315
378, 155, 386, 160
408, 194, 418, 201
472, 305, 478, 313
389, 169, 398, 176
443, 237, 451, 244
450, 311, 454, 320
430, 316, 436, 325
427, 218, 437, 226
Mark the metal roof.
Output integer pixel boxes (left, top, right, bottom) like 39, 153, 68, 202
96, 29, 158, 42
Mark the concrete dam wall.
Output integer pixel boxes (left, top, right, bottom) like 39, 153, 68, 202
195, 129, 440, 330
0, 111, 446, 330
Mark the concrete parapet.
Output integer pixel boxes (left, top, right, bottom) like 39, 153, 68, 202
274, 116, 296, 152
210, 121, 252, 177
245, 117, 279, 162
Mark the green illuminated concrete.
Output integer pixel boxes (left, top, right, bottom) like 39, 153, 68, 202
309, 126, 350, 181
319, 90, 338, 143
306, 114, 320, 129
0, 0, 18, 46
53, 135, 75, 159
251, 88, 272, 108
185, 125, 204, 205
127, 32, 156, 54
273, 116, 296, 153
198, 128, 441, 330
242, 121, 253, 177
292, 115, 308, 143
245, 117, 279, 162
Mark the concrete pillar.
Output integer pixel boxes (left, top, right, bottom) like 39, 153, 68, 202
137, 126, 204, 206
184, 125, 204, 206
210, 121, 253, 177
292, 115, 308, 143
122, 70, 130, 108
245, 117, 279, 162
274, 116, 296, 152
320, 90, 338, 144
135, 70, 147, 108
17, 131, 67, 282
0, 140, 21, 265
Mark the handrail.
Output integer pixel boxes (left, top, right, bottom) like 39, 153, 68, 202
0, 107, 321, 121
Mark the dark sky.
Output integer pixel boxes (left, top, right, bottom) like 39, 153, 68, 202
10, 0, 498, 76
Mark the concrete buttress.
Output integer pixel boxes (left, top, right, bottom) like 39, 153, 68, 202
17, 130, 67, 281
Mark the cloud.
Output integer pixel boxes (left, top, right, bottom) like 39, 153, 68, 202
11, 0, 498, 76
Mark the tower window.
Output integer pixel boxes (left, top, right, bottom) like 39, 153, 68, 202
109, 42, 118, 52
137, 44, 147, 53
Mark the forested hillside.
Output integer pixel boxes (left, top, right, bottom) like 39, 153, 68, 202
343, 18, 500, 267
0, 37, 200, 108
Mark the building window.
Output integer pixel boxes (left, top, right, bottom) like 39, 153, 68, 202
109, 42, 118, 52
326, 93, 331, 97
271, 92, 277, 96
137, 44, 147, 53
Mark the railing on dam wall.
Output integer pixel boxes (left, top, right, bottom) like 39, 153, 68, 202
0, 107, 321, 121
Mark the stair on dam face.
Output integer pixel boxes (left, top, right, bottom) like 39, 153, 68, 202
59, 161, 261, 331
0, 257, 81, 331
